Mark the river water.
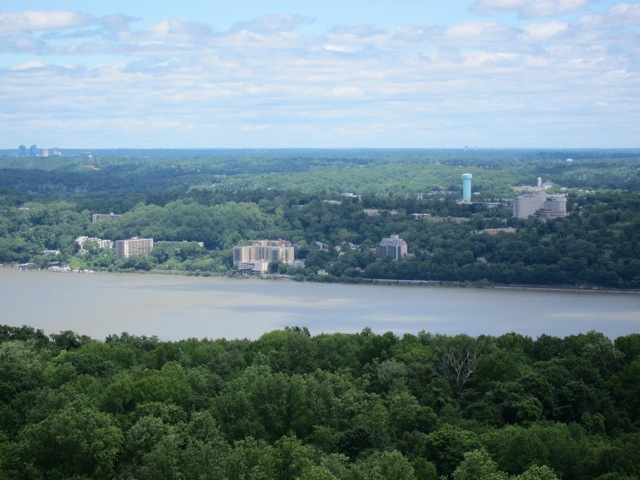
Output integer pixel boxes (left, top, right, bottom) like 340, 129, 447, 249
1, 268, 638, 341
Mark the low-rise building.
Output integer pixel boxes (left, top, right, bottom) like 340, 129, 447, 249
156, 240, 205, 248
237, 259, 270, 273
92, 213, 121, 223
480, 228, 517, 235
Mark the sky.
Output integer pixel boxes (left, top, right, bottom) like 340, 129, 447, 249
1, 0, 639, 149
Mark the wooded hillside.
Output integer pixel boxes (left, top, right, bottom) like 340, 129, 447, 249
1, 149, 639, 288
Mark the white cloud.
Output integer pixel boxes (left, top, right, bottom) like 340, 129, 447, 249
522, 21, 569, 41
323, 44, 358, 53
241, 125, 269, 132
147, 19, 212, 39
0, 11, 93, 35
579, 3, 640, 28
230, 13, 311, 34
446, 20, 500, 38
470, 0, 593, 18
327, 86, 365, 97
10, 60, 45, 70
445, 21, 517, 42
461, 50, 519, 67
0, 6, 638, 148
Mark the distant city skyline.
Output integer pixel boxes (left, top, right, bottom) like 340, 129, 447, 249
1, 1, 639, 149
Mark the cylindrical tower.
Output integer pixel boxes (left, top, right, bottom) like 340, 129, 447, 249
461, 173, 472, 202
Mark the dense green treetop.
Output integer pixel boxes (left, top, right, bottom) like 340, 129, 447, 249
1, 324, 639, 479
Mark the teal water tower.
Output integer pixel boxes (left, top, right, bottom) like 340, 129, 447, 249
462, 173, 472, 202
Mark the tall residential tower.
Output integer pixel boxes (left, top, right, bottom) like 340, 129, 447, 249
115, 237, 154, 260
378, 235, 408, 261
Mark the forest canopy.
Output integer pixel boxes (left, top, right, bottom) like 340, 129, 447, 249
1, 324, 640, 479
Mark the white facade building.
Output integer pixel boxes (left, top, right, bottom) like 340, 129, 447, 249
513, 191, 567, 219
115, 237, 154, 260
233, 240, 295, 268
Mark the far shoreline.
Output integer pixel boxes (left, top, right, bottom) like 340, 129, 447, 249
3, 264, 639, 296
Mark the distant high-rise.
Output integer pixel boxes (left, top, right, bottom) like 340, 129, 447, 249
461, 173, 473, 202
513, 191, 566, 219
115, 237, 154, 260
233, 240, 295, 266
513, 191, 546, 219
18, 145, 26, 156
378, 235, 408, 261
29, 145, 37, 157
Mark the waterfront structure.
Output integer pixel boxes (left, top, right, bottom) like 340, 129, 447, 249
513, 191, 566, 219
462, 173, 472, 202
236, 259, 270, 273
233, 240, 295, 269
115, 237, 153, 260
378, 235, 408, 261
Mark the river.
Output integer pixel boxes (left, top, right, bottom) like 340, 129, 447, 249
1, 268, 638, 341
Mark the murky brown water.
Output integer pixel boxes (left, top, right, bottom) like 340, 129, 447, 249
2, 267, 638, 341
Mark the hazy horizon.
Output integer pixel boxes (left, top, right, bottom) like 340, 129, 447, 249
4, 147, 640, 153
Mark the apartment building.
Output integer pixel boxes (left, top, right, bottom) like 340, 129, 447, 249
378, 235, 408, 261
115, 237, 154, 260
513, 191, 567, 219
233, 240, 295, 269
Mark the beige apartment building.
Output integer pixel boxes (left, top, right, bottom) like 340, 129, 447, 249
115, 237, 154, 260
233, 240, 295, 270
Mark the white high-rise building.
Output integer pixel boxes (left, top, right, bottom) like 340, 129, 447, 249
115, 237, 154, 260
513, 191, 566, 219
513, 191, 546, 219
